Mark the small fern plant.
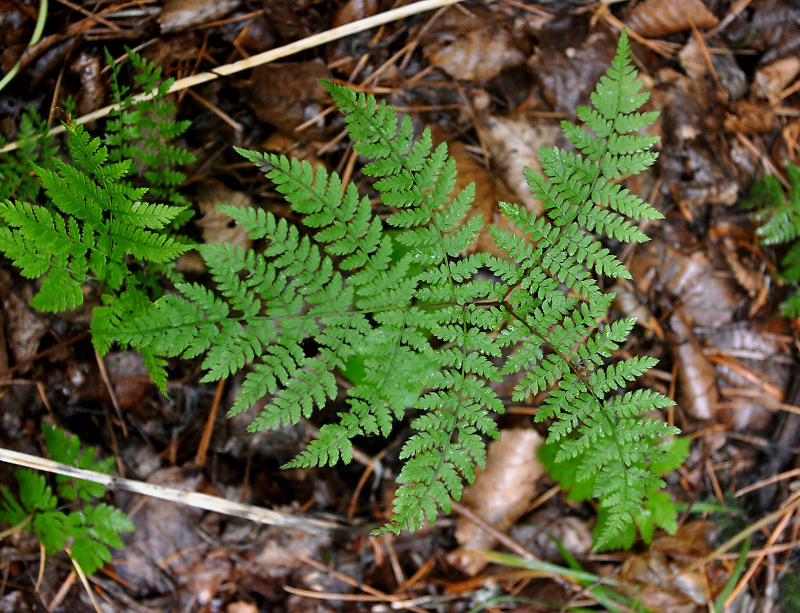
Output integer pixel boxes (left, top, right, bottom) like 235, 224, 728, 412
0, 104, 58, 202
106, 30, 685, 549
747, 162, 800, 316
0, 50, 195, 384
0, 425, 134, 575
104, 48, 196, 219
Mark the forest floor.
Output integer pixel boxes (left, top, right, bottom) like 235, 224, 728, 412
1, 0, 799, 611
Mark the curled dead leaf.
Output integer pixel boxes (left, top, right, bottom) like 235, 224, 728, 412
421, 7, 527, 82
751, 56, 800, 103
479, 116, 560, 218
448, 428, 544, 575
626, 0, 719, 38
618, 521, 727, 610
671, 311, 718, 422
158, 0, 240, 33
629, 240, 740, 328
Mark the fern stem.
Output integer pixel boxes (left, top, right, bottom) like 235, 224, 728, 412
0, 514, 33, 540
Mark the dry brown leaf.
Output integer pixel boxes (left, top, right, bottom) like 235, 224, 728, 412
724, 100, 777, 134
242, 59, 332, 140
751, 56, 800, 103
709, 320, 791, 432
115, 467, 210, 595
629, 240, 740, 328
421, 8, 526, 82
671, 311, 718, 422
677, 34, 746, 100
510, 508, 593, 562
479, 116, 560, 218
611, 285, 664, 339
532, 29, 617, 114
448, 428, 544, 575
618, 521, 727, 611
227, 603, 259, 613
158, 0, 240, 33
195, 182, 254, 251
3, 293, 47, 373
448, 141, 505, 256
626, 0, 719, 38
721, 242, 766, 298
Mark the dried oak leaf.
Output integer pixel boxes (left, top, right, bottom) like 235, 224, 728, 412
478, 116, 560, 218
670, 311, 718, 422
626, 0, 718, 37
618, 521, 727, 611
448, 428, 544, 575
420, 7, 526, 82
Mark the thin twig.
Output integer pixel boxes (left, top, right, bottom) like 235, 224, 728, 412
0, 447, 364, 536
0, 0, 463, 154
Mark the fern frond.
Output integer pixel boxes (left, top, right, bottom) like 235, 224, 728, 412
104, 48, 196, 214
107, 30, 680, 548
0, 121, 190, 315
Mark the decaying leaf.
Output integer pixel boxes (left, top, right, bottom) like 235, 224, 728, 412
115, 467, 210, 596
195, 182, 254, 252
724, 100, 777, 134
671, 311, 718, 422
531, 28, 617, 114
751, 56, 800, 103
678, 34, 746, 100
618, 521, 727, 611
612, 284, 664, 339
3, 292, 47, 373
479, 116, 560, 218
626, 0, 719, 37
449, 140, 508, 257
709, 320, 791, 432
448, 428, 544, 575
242, 59, 333, 140
630, 240, 741, 328
158, 0, 240, 33
510, 508, 593, 562
420, 6, 527, 82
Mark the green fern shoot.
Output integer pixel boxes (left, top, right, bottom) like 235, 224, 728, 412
747, 162, 800, 317
0, 425, 134, 575
105, 48, 196, 217
0, 51, 196, 387
0, 118, 189, 310
0, 104, 58, 203
107, 30, 684, 548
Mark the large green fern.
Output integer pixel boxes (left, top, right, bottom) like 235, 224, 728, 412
105, 31, 685, 548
